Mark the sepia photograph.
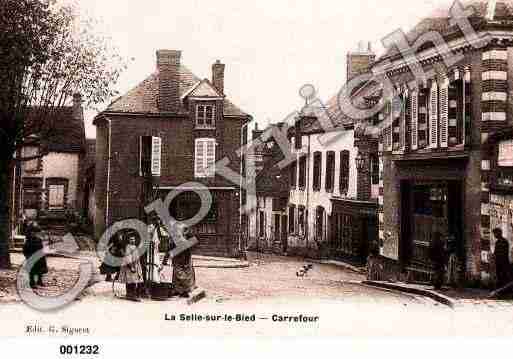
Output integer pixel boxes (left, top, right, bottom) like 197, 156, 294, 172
1, 0, 513, 356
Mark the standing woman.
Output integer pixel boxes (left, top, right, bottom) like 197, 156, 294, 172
118, 233, 144, 301
22, 222, 48, 288
163, 227, 196, 298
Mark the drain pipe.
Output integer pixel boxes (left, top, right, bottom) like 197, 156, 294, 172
105, 117, 112, 229
239, 121, 251, 254
305, 134, 311, 248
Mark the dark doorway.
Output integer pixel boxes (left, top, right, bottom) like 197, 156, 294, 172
281, 215, 288, 253
400, 180, 464, 270
274, 214, 281, 245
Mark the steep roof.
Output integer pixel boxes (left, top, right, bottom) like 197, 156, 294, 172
378, 0, 513, 62
25, 106, 86, 153
255, 147, 290, 197
182, 79, 222, 99
104, 64, 250, 118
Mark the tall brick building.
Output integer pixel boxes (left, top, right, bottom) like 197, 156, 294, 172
365, 0, 513, 286
94, 50, 251, 257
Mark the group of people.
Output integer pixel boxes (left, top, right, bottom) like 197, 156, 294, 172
429, 228, 512, 291
99, 219, 196, 302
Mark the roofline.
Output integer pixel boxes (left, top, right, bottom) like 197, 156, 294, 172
93, 111, 252, 125
371, 26, 505, 70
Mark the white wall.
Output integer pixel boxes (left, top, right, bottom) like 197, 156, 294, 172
247, 195, 276, 249
288, 129, 357, 245
21, 151, 81, 211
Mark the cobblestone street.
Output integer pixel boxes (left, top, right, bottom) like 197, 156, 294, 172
2, 252, 513, 337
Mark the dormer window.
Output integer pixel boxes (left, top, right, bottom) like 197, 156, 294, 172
196, 103, 216, 128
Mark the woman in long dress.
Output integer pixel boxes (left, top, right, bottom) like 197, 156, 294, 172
163, 227, 196, 298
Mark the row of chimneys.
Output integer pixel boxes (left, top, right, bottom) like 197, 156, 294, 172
156, 49, 225, 112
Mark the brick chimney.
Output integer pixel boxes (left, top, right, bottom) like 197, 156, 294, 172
212, 59, 225, 95
346, 41, 375, 83
157, 49, 181, 112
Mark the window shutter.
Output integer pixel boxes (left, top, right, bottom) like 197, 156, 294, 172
195, 139, 206, 178
339, 150, 350, 194
151, 136, 162, 176
400, 94, 407, 151
411, 91, 418, 150
205, 139, 216, 177
386, 126, 393, 151
439, 78, 449, 148
429, 81, 439, 148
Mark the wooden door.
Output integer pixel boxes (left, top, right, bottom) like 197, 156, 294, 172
410, 183, 448, 268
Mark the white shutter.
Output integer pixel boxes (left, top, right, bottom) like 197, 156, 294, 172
386, 126, 393, 151
439, 78, 449, 148
462, 79, 467, 146
195, 139, 206, 178
195, 138, 215, 178
411, 91, 418, 150
429, 81, 439, 148
400, 93, 407, 151
151, 136, 162, 176
205, 139, 216, 177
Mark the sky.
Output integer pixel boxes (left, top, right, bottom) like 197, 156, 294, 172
79, 0, 454, 138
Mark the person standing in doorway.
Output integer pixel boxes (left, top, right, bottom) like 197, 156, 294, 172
493, 227, 511, 289
429, 232, 447, 290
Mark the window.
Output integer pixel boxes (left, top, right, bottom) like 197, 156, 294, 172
295, 120, 302, 150
22, 178, 43, 210
313, 151, 322, 191
288, 206, 296, 233
298, 206, 306, 236
139, 136, 162, 177
290, 162, 297, 189
46, 178, 68, 211
196, 104, 216, 128
48, 185, 65, 210
299, 156, 307, 190
195, 138, 216, 178
371, 154, 380, 185
325, 151, 335, 193
339, 150, 350, 195
499, 140, 513, 167
23, 146, 41, 172
259, 211, 265, 237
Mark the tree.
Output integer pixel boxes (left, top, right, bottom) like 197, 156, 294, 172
0, 0, 126, 269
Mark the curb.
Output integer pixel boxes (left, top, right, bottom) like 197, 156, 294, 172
311, 259, 365, 274
193, 261, 250, 269
362, 280, 456, 308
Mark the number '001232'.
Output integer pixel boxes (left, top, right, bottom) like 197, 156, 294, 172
59, 345, 100, 355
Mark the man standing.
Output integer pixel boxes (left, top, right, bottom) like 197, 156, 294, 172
493, 227, 511, 290
22, 222, 48, 288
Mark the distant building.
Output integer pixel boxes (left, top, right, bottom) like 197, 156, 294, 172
245, 43, 380, 261
11, 94, 86, 237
